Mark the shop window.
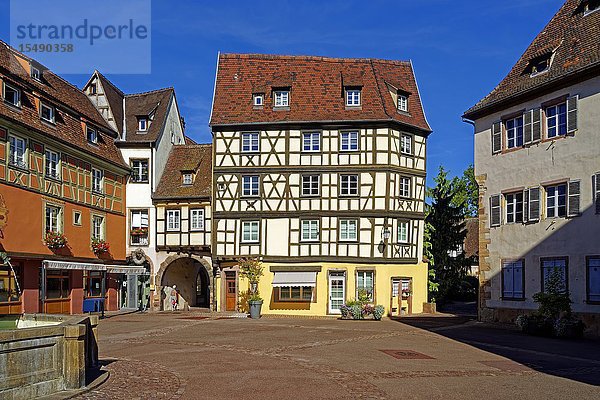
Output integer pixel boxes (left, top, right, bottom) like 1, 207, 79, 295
277, 286, 313, 301
84, 271, 103, 298
46, 270, 70, 299
0, 264, 22, 303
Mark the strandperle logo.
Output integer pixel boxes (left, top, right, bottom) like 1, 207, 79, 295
15, 19, 149, 46
10, 0, 151, 74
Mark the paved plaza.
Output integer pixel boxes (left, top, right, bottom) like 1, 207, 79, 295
70, 312, 600, 399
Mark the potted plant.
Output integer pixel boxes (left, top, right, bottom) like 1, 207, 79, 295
238, 257, 264, 319
91, 238, 110, 255
130, 227, 148, 236
44, 231, 67, 250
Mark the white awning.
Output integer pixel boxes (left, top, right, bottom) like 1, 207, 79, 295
106, 266, 147, 275
44, 260, 106, 271
272, 271, 317, 287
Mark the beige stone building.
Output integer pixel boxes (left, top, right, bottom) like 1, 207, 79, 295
210, 54, 432, 316
463, 0, 600, 333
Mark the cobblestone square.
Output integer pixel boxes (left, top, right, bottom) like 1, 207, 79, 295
72, 312, 600, 399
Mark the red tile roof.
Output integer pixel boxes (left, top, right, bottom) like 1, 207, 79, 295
464, 0, 600, 119
210, 54, 431, 132
153, 144, 212, 200
0, 41, 127, 169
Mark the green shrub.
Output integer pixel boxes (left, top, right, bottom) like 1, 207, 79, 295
373, 305, 385, 320
350, 304, 363, 320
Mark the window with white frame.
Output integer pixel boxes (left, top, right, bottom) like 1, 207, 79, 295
274, 90, 289, 107
546, 103, 567, 138
585, 0, 600, 14
45, 149, 60, 179
45, 205, 61, 233
502, 260, 524, 299
92, 168, 103, 193
3, 82, 21, 107
241, 132, 259, 152
587, 257, 600, 303
356, 271, 374, 300
31, 65, 41, 80
397, 221, 409, 243
92, 215, 104, 240
340, 175, 358, 196
253, 94, 264, 106
166, 209, 181, 231
190, 209, 205, 231
340, 131, 359, 151
546, 184, 567, 218
541, 258, 567, 293
182, 173, 193, 185
40, 102, 55, 123
138, 117, 147, 132
242, 221, 259, 243
302, 175, 320, 196
9, 135, 27, 169
505, 116, 524, 149
130, 209, 149, 245
339, 219, 358, 241
302, 132, 320, 152
400, 177, 411, 198
401, 134, 412, 155
398, 94, 408, 112
505, 192, 523, 223
301, 219, 319, 241
87, 126, 98, 144
130, 159, 149, 183
345, 89, 361, 106
242, 175, 259, 197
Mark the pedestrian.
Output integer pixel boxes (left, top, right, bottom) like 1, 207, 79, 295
170, 285, 178, 311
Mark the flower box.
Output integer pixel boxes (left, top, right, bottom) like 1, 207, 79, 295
130, 227, 148, 236
91, 238, 110, 255
44, 231, 67, 249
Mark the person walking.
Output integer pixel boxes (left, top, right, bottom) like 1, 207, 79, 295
170, 285, 179, 311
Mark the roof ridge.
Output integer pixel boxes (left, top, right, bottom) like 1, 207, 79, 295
174, 143, 212, 149
219, 53, 411, 65
126, 87, 174, 97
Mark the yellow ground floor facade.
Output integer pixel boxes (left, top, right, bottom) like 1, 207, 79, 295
216, 261, 428, 317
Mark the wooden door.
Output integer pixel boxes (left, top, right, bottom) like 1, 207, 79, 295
225, 272, 237, 311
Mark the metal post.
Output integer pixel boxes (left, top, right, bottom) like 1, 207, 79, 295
101, 270, 106, 318
41, 261, 46, 313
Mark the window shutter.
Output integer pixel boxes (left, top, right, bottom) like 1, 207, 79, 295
532, 108, 542, 142
491, 121, 502, 154
594, 173, 600, 214
528, 187, 540, 222
522, 189, 529, 223
523, 110, 533, 144
567, 180, 581, 217
567, 95, 578, 134
490, 194, 501, 227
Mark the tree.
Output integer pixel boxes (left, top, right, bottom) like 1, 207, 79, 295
451, 164, 478, 218
425, 167, 472, 304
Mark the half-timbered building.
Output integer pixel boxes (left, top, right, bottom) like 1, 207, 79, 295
0, 41, 131, 315
84, 72, 187, 310
464, 0, 600, 334
153, 144, 213, 311
210, 54, 432, 316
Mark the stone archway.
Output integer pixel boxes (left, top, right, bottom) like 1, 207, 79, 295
155, 254, 213, 311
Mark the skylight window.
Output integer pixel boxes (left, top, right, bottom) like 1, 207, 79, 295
253, 93, 264, 106
31, 65, 41, 81
138, 117, 148, 132
526, 52, 554, 77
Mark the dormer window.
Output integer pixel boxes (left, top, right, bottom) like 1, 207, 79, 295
584, 0, 599, 15
182, 173, 193, 185
253, 93, 264, 106
274, 90, 289, 107
87, 126, 98, 144
31, 65, 41, 81
345, 89, 361, 107
526, 52, 553, 77
40, 102, 55, 124
138, 117, 148, 132
398, 94, 408, 112
3, 82, 21, 107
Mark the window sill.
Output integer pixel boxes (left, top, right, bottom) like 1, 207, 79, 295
339, 149, 360, 153
339, 239, 359, 243
92, 191, 105, 197
339, 194, 359, 198
300, 240, 320, 243
189, 229, 205, 232
241, 152, 260, 156
345, 105, 362, 110
501, 297, 526, 301
273, 106, 290, 111
400, 151, 413, 156
3, 101, 22, 111
397, 110, 411, 116
8, 163, 29, 173
40, 119, 56, 127
129, 180, 150, 184
300, 194, 320, 198
241, 196, 261, 200
301, 150, 321, 154
241, 241, 260, 245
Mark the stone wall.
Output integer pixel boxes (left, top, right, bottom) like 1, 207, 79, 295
0, 314, 98, 399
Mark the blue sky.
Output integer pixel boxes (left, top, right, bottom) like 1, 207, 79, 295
0, 0, 565, 184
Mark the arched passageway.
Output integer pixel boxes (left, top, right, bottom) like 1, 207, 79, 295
159, 257, 212, 311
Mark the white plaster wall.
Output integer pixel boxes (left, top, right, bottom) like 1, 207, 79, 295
474, 75, 600, 313
154, 98, 185, 186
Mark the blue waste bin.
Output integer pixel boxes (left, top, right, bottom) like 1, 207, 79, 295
83, 298, 104, 313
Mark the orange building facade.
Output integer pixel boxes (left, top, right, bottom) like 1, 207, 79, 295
0, 42, 130, 315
